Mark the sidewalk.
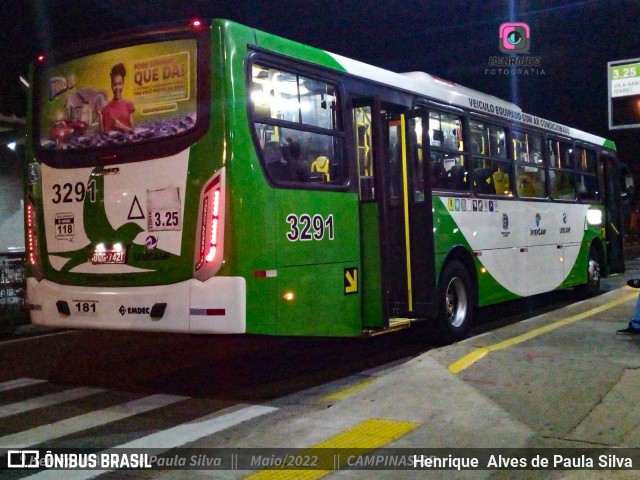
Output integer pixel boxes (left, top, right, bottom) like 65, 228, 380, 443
216, 287, 640, 478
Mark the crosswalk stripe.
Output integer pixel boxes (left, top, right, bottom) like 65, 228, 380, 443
0, 393, 188, 449
23, 404, 278, 480
0, 387, 105, 419
0, 377, 47, 392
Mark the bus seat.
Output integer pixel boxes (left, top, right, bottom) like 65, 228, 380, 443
473, 167, 495, 194
492, 170, 510, 195
310, 155, 330, 181
517, 173, 537, 197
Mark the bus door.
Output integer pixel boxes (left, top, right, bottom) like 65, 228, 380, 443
601, 153, 625, 274
379, 109, 436, 319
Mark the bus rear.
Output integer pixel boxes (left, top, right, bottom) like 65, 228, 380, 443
25, 21, 248, 333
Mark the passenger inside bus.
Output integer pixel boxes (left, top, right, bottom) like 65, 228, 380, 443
264, 140, 287, 181
266, 138, 308, 182
283, 138, 309, 181
447, 164, 468, 191
430, 155, 447, 189
473, 167, 495, 194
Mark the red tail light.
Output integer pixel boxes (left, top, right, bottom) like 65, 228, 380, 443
205, 188, 221, 262
26, 199, 43, 280
195, 169, 225, 277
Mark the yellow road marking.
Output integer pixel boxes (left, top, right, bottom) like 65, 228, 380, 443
448, 292, 638, 374
321, 377, 377, 403
244, 418, 419, 479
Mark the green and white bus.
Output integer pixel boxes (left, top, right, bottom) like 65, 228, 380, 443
25, 19, 625, 341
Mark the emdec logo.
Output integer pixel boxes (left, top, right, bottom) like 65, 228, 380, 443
499, 22, 530, 53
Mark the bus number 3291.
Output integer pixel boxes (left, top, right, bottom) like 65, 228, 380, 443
286, 214, 335, 242
51, 180, 97, 204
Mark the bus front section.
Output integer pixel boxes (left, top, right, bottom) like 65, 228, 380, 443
25, 21, 244, 334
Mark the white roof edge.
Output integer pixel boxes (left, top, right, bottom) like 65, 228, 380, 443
328, 53, 610, 147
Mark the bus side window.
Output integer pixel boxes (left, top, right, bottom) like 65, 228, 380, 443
549, 169, 576, 200
353, 106, 375, 200
469, 119, 512, 197
514, 130, 546, 198
429, 109, 469, 192
576, 147, 600, 201
250, 64, 344, 188
547, 138, 576, 200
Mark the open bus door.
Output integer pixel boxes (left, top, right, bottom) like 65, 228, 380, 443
378, 108, 436, 321
601, 153, 625, 274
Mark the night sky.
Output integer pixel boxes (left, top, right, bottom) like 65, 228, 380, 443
1, 0, 639, 162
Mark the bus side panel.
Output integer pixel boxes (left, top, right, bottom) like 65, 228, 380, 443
216, 20, 280, 335
277, 263, 361, 336
433, 196, 520, 307
275, 189, 361, 336
473, 250, 523, 306
435, 195, 605, 305
360, 201, 384, 328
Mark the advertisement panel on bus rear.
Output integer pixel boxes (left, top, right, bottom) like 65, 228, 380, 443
38, 39, 198, 150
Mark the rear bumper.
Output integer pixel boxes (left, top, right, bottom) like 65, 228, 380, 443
26, 276, 246, 334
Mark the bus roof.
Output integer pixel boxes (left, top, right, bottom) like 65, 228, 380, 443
323, 51, 614, 150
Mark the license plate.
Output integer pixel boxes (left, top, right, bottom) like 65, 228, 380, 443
91, 248, 126, 264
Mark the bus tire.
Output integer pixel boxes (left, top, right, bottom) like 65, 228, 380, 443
437, 260, 475, 342
576, 246, 601, 297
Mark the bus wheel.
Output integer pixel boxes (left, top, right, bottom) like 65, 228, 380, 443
438, 260, 474, 342
577, 247, 601, 297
